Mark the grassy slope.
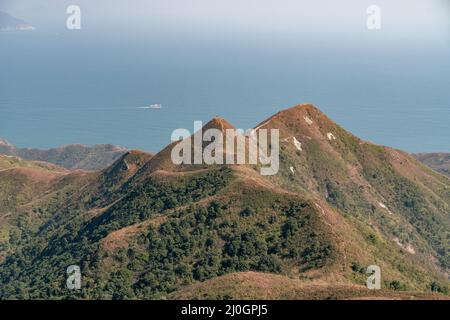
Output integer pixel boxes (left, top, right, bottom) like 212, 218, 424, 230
259, 105, 449, 290
0, 154, 69, 218
0, 155, 70, 261
169, 272, 448, 300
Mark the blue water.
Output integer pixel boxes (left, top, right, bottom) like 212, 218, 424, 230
1, 29, 449, 153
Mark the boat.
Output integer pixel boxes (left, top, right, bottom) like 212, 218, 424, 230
137, 103, 162, 109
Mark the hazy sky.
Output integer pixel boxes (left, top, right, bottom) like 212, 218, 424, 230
2, 0, 449, 41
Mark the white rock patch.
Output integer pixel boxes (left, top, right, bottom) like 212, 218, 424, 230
304, 116, 313, 125
405, 244, 416, 254
378, 202, 393, 215
327, 133, 336, 141
293, 137, 302, 151
289, 166, 295, 174
124, 160, 130, 171
314, 203, 325, 216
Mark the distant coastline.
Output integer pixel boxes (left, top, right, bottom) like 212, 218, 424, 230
0, 11, 34, 31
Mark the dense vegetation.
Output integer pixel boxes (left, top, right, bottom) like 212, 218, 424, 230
105, 198, 333, 299
270, 121, 450, 274
0, 166, 335, 299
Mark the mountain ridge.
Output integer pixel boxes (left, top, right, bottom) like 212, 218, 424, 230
414, 153, 450, 177
0, 103, 448, 299
0, 139, 129, 171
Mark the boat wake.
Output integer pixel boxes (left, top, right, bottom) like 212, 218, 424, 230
137, 104, 162, 109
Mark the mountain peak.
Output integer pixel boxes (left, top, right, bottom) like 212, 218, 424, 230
254, 103, 336, 136
1, 103, 449, 299
271, 103, 325, 122
280, 103, 321, 113
203, 117, 236, 133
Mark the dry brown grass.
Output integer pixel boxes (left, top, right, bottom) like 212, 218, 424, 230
169, 271, 449, 300
101, 215, 167, 253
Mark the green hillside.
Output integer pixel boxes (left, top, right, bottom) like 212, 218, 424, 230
0, 105, 448, 300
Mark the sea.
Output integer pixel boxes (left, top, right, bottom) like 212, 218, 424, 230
1, 27, 449, 153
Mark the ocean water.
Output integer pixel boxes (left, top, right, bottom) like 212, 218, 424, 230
0, 29, 449, 153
